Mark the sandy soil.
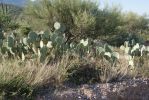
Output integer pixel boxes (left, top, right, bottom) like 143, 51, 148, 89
36, 78, 149, 100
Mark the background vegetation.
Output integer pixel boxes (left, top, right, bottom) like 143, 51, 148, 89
0, 0, 149, 99
23, 0, 149, 44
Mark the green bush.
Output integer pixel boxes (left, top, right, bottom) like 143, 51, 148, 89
107, 33, 144, 46
20, 26, 32, 36
24, 0, 149, 41
0, 3, 21, 31
24, 0, 124, 42
24, 0, 99, 42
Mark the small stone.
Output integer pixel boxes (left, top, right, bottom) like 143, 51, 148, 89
78, 96, 81, 99
101, 96, 107, 99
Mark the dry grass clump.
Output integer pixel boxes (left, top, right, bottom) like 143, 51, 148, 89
93, 56, 133, 83
67, 53, 134, 85
0, 54, 78, 98
134, 55, 149, 78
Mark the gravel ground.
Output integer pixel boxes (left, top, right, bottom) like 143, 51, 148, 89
36, 78, 149, 100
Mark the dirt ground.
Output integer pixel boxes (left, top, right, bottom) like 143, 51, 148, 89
36, 78, 149, 100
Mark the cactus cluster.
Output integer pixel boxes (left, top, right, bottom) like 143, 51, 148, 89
71, 38, 119, 62
120, 40, 149, 57
96, 44, 119, 62
0, 22, 68, 62
0, 22, 120, 64
120, 40, 149, 67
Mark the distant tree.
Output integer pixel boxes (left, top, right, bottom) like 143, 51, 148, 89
120, 12, 149, 34
0, 3, 21, 31
94, 5, 123, 39
107, 12, 149, 46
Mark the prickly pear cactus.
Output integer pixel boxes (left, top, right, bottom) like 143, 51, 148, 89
54, 22, 66, 32
95, 44, 119, 62
7, 35, 15, 48
0, 47, 7, 54
0, 39, 3, 47
22, 37, 28, 45
41, 30, 50, 41
121, 41, 148, 57
39, 46, 48, 63
104, 44, 113, 53
0, 25, 123, 64
0, 29, 4, 40
28, 32, 39, 43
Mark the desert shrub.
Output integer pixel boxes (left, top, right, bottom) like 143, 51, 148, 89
19, 26, 32, 36
94, 6, 123, 39
24, 0, 149, 42
0, 14, 19, 31
24, 0, 127, 42
107, 33, 144, 46
120, 12, 149, 34
24, 0, 98, 41
0, 3, 21, 31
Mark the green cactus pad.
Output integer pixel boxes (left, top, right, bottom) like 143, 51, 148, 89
28, 32, 38, 43
7, 36, 15, 48
0, 39, 3, 47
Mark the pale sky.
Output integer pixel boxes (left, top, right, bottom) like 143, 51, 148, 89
2, 0, 149, 15
100, 0, 149, 15
30, 0, 36, 1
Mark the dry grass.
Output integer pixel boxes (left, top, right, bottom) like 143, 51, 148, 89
0, 54, 79, 98
0, 53, 143, 85
92, 56, 133, 83
0, 55, 77, 87
134, 55, 149, 78
0, 50, 148, 98
113, 47, 149, 78
67, 52, 134, 84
